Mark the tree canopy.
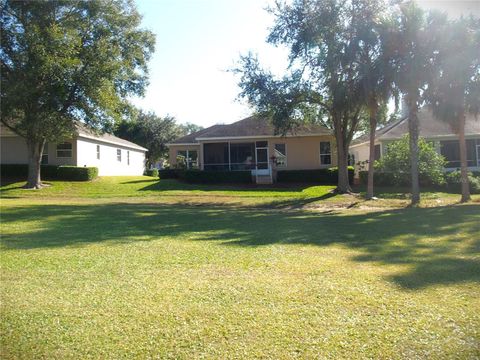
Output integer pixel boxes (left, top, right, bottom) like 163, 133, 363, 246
1, 0, 155, 187
115, 112, 189, 167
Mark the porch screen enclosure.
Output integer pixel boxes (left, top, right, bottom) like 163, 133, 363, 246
204, 141, 268, 171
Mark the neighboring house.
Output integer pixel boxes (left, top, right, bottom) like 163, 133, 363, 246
167, 115, 336, 183
349, 108, 480, 174
1, 123, 147, 176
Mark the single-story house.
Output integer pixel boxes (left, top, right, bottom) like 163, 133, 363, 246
1, 122, 147, 176
167, 116, 336, 183
349, 108, 480, 174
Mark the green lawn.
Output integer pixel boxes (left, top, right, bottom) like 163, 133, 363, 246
1, 177, 479, 358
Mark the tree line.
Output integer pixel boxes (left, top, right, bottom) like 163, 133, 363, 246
235, 0, 480, 205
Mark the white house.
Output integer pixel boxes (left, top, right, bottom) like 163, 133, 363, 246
0, 123, 147, 176
349, 108, 480, 174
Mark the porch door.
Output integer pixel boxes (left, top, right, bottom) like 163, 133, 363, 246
255, 141, 269, 174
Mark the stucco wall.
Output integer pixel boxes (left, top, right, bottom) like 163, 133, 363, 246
0, 136, 77, 166
76, 137, 145, 176
1, 134, 145, 176
1, 136, 29, 164
268, 135, 337, 170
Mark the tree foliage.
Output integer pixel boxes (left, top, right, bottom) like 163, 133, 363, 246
425, 16, 480, 202
115, 112, 183, 167
1, 0, 155, 187
235, 0, 396, 192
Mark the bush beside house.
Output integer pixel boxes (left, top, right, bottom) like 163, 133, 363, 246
144, 169, 159, 177
1, 164, 98, 181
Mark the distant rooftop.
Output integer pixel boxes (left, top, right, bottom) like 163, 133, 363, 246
352, 108, 480, 146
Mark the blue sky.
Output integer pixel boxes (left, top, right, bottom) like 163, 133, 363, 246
132, 0, 288, 128
131, 0, 479, 128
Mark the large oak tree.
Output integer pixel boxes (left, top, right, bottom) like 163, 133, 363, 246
236, 0, 393, 193
1, 0, 155, 188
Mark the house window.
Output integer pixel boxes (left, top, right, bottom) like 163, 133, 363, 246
96, 145, 100, 160
374, 144, 381, 160
56, 142, 72, 158
117, 149, 121, 162
320, 141, 331, 165
177, 150, 198, 169
348, 153, 355, 166
41, 143, 49, 165
274, 143, 287, 167
127, 151, 130, 165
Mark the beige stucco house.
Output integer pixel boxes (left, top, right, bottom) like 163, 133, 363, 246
1, 123, 147, 176
167, 116, 336, 183
349, 108, 480, 174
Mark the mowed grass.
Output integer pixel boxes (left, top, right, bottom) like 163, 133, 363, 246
1, 176, 480, 359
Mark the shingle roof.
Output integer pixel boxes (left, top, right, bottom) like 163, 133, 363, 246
169, 125, 223, 144
75, 122, 148, 151
352, 108, 480, 146
169, 115, 332, 144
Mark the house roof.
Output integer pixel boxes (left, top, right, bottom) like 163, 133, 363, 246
169, 115, 332, 144
351, 108, 480, 147
75, 122, 148, 151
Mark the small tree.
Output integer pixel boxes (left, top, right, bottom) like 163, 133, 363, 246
384, 3, 447, 204
115, 112, 183, 168
1, 0, 155, 188
376, 135, 446, 187
425, 17, 480, 203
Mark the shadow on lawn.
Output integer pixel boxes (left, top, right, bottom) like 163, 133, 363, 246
1, 202, 479, 289
123, 178, 332, 194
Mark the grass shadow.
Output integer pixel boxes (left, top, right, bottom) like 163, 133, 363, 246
1, 201, 479, 290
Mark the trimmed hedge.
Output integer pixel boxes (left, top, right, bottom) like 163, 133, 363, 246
183, 170, 252, 184
277, 167, 354, 184
158, 169, 180, 179
1, 164, 98, 181
57, 166, 98, 181
1, 164, 59, 180
144, 168, 159, 177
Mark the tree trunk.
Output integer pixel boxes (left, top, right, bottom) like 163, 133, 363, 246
25, 139, 45, 189
334, 127, 351, 193
458, 112, 471, 203
408, 100, 420, 206
366, 103, 378, 200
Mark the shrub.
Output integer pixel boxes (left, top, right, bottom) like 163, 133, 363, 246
358, 171, 397, 186
375, 135, 446, 186
1, 164, 29, 177
183, 170, 252, 184
57, 166, 98, 181
40, 165, 59, 179
144, 168, 159, 177
1, 164, 58, 179
158, 168, 181, 179
277, 167, 354, 184
445, 170, 480, 194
